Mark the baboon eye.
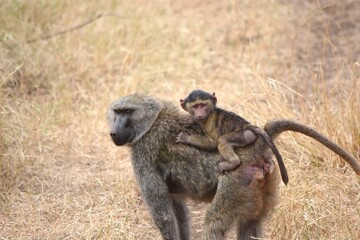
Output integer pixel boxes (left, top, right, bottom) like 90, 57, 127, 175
114, 109, 134, 114
124, 109, 133, 114
193, 103, 206, 108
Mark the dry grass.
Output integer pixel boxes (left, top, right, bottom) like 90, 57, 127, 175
1, 0, 359, 239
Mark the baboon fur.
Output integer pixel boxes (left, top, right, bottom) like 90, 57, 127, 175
108, 94, 360, 240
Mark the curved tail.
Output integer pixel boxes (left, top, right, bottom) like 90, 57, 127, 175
264, 120, 360, 175
248, 126, 288, 185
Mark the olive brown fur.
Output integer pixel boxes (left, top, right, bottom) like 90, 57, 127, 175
178, 89, 288, 184
107, 93, 360, 240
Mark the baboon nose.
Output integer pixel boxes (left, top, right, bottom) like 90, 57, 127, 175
110, 133, 116, 137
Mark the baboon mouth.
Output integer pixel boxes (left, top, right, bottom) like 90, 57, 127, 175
111, 134, 133, 146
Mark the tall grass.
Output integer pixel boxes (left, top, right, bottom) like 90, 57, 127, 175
1, 0, 359, 239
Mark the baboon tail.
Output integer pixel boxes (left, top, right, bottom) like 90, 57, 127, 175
249, 126, 289, 185
264, 120, 360, 175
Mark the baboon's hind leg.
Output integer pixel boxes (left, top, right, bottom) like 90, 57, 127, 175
201, 175, 263, 239
172, 198, 190, 240
236, 219, 263, 240
201, 197, 235, 240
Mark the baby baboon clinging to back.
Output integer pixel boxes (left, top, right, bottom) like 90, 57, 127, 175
177, 89, 289, 184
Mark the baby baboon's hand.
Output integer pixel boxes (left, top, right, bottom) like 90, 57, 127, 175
176, 132, 190, 143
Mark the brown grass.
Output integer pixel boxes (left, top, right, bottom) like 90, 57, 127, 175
1, 0, 359, 239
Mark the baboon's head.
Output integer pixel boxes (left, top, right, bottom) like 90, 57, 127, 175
107, 94, 164, 146
180, 90, 217, 122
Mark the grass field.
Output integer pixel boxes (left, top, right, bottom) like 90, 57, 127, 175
1, 0, 359, 239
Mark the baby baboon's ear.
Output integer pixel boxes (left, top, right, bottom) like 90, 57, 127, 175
211, 92, 217, 105
180, 99, 186, 110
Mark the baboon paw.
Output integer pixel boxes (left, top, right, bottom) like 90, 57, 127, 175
176, 132, 188, 143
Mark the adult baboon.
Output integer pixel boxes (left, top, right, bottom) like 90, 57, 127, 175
107, 94, 360, 240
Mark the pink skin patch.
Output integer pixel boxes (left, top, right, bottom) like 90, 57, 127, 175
238, 158, 275, 186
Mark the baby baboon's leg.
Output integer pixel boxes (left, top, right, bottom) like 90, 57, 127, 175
217, 130, 256, 172
245, 128, 275, 167
218, 138, 241, 172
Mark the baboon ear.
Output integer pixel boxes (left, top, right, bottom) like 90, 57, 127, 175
212, 92, 217, 105
180, 99, 186, 110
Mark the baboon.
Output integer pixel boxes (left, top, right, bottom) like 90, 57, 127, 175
177, 89, 288, 184
107, 93, 360, 240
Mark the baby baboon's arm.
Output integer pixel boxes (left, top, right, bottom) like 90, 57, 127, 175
176, 132, 217, 151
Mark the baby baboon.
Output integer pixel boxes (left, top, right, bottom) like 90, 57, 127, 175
177, 89, 288, 184
108, 94, 360, 240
